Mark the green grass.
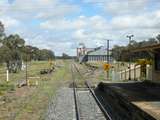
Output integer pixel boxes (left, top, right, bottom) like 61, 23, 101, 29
98, 74, 106, 81
0, 60, 73, 120
0, 60, 111, 119
14, 60, 72, 120
0, 83, 15, 95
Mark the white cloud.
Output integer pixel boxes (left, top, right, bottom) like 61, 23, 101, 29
104, 0, 147, 15
111, 10, 160, 29
73, 29, 88, 40
36, 4, 79, 19
40, 18, 86, 30
40, 9, 160, 51
40, 15, 108, 31
27, 35, 76, 55
40, 16, 88, 30
83, 0, 148, 15
0, 0, 160, 55
0, 16, 20, 28
0, 0, 80, 55
0, 0, 79, 20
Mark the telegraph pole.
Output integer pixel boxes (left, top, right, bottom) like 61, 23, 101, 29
25, 46, 29, 86
107, 40, 110, 80
102, 39, 111, 63
102, 38, 112, 80
107, 40, 110, 64
126, 34, 134, 81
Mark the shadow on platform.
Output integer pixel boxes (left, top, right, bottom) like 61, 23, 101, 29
98, 81, 160, 102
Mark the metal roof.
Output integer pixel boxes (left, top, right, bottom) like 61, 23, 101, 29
132, 43, 160, 53
87, 47, 111, 56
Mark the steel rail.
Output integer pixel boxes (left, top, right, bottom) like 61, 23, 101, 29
71, 64, 81, 120
73, 63, 85, 80
73, 63, 112, 120
85, 80, 112, 120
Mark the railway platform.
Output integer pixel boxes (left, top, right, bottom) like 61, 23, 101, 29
96, 81, 160, 120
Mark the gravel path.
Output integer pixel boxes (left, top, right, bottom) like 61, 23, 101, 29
77, 89, 106, 120
45, 88, 76, 120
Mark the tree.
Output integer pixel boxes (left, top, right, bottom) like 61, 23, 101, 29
0, 34, 25, 73
0, 21, 55, 73
29, 46, 40, 61
112, 35, 159, 62
62, 53, 71, 59
112, 45, 125, 61
156, 34, 160, 43
0, 35, 55, 72
36, 49, 55, 61
0, 21, 5, 40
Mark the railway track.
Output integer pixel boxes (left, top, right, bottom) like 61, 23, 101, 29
45, 62, 156, 120
71, 63, 112, 120
71, 65, 80, 120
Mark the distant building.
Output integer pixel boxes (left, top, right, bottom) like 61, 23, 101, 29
87, 47, 112, 62
77, 45, 112, 63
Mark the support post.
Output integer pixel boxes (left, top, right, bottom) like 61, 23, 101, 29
25, 47, 29, 86
126, 34, 134, 80
125, 69, 126, 80
107, 40, 110, 80
6, 69, 9, 82
134, 65, 136, 80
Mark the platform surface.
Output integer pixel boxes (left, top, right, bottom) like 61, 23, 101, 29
102, 81, 160, 120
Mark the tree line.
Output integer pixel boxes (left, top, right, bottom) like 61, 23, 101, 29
0, 21, 55, 73
112, 34, 160, 62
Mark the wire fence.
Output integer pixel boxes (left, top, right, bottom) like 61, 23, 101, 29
0, 61, 48, 87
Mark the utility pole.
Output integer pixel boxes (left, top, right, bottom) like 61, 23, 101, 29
25, 47, 29, 86
102, 39, 111, 63
26, 58, 28, 85
107, 40, 110, 80
107, 40, 110, 64
126, 34, 134, 81
102, 38, 112, 80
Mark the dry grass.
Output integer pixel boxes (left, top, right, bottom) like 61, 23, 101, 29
0, 60, 72, 120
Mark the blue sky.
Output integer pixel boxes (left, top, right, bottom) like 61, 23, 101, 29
0, 0, 160, 55
8, 0, 14, 4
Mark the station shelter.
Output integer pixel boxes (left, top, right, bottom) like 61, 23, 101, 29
132, 43, 160, 81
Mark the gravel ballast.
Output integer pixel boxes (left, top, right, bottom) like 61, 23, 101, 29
77, 90, 106, 120
45, 88, 75, 120
45, 87, 105, 120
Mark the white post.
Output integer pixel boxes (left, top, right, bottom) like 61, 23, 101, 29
6, 69, 9, 82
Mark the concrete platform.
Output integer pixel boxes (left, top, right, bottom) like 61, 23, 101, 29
96, 81, 160, 120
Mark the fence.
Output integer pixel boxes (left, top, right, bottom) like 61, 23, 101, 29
0, 61, 43, 87
111, 65, 152, 81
